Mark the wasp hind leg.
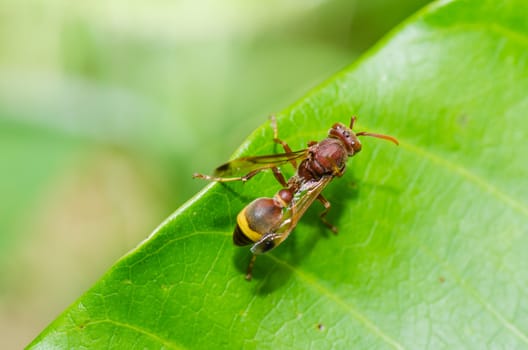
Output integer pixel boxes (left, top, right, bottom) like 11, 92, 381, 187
245, 254, 257, 281
192, 168, 264, 183
317, 194, 338, 234
194, 166, 288, 188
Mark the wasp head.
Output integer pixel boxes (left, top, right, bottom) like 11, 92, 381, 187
328, 120, 362, 155
329, 116, 399, 155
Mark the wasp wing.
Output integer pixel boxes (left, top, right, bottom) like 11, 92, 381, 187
214, 149, 308, 177
251, 176, 334, 254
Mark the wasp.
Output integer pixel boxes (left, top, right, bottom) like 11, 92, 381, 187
194, 116, 398, 280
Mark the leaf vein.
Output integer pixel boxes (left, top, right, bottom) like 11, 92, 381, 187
416, 244, 528, 344
400, 140, 528, 217
83, 319, 186, 350
265, 254, 405, 350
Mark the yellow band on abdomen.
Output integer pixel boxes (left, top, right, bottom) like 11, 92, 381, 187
237, 209, 262, 243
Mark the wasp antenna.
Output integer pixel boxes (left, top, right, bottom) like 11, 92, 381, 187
349, 116, 357, 129
356, 132, 399, 146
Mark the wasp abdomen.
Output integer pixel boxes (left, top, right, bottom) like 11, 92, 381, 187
233, 197, 285, 246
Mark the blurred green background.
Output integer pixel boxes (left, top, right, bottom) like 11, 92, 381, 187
0, 0, 431, 347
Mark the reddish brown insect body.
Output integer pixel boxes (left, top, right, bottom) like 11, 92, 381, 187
194, 116, 398, 280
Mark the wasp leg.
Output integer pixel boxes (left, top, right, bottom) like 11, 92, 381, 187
271, 167, 288, 187
194, 167, 287, 187
192, 169, 264, 183
245, 254, 257, 281
270, 115, 297, 169
317, 194, 338, 234
331, 165, 345, 177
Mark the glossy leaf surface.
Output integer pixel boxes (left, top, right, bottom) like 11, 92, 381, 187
30, 0, 528, 348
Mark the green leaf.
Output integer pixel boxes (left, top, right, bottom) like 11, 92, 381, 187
29, 0, 528, 348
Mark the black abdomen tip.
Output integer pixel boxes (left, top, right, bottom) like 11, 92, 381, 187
233, 225, 254, 246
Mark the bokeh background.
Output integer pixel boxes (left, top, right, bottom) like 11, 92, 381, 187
0, 0, 431, 347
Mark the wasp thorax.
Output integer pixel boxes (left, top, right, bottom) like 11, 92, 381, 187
313, 139, 348, 173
